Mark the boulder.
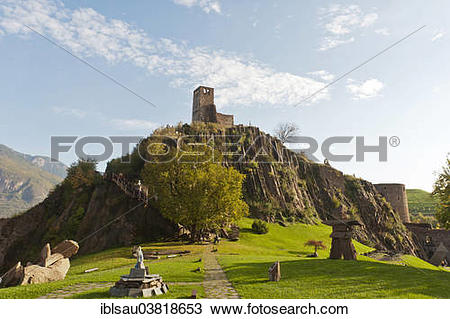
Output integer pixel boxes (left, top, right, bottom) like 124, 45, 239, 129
0, 262, 24, 288
20, 258, 70, 285
52, 240, 79, 258
0, 239, 78, 288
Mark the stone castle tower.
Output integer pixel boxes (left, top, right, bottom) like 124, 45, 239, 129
374, 183, 410, 223
192, 86, 234, 127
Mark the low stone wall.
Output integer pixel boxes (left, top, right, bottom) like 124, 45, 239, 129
406, 223, 450, 262
216, 112, 234, 127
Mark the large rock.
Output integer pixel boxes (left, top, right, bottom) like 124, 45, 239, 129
0, 240, 78, 288
20, 258, 70, 285
52, 240, 79, 258
0, 262, 24, 288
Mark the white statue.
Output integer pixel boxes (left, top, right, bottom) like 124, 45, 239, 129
135, 246, 145, 270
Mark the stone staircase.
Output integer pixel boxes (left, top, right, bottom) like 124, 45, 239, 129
105, 172, 151, 206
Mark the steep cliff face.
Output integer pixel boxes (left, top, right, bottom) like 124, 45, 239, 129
221, 125, 416, 254
0, 179, 176, 273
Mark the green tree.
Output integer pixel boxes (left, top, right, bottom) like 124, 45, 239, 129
142, 146, 248, 241
432, 155, 450, 229
305, 240, 326, 254
65, 159, 99, 189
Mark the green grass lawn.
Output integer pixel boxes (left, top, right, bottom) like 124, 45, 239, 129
0, 242, 205, 299
1, 219, 448, 299
217, 219, 450, 299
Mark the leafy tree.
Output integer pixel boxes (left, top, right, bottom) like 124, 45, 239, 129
410, 213, 438, 228
432, 155, 450, 229
65, 159, 100, 189
141, 144, 248, 241
305, 240, 326, 254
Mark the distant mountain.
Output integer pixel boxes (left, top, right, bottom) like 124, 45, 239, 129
0, 144, 68, 218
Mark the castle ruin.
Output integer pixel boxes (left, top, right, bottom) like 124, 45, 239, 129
192, 86, 234, 127
374, 183, 410, 223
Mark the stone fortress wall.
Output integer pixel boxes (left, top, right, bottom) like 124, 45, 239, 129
192, 86, 234, 127
374, 183, 410, 223
375, 183, 449, 264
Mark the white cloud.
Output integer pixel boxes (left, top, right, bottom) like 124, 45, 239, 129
319, 4, 378, 51
110, 119, 158, 131
0, 0, 330, 108
346, 78, 384, 100
52, 106, 86, 118
308, 70, 335, 82
319, 36, 355, 51
375, 28, 390, 36
173, 0, 221, 14
431, 31, 445, 42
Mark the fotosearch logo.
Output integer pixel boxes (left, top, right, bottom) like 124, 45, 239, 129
50, 135, 400, 163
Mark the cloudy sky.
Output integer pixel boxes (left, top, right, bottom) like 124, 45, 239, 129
0, 0, 449, 191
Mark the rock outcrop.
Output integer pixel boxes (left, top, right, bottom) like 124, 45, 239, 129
184, 125, 417, 254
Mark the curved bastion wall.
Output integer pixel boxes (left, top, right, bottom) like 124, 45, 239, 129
374, 183, 410, 223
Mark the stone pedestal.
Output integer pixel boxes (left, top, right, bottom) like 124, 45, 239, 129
110, 272, 169, 297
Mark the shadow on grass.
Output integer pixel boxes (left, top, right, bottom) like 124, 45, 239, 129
223, 258, 450, 299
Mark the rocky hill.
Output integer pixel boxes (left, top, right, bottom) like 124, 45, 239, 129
0, 144, 67, 218
0, 124, 418, 272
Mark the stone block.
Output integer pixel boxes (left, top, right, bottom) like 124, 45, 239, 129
153, 287, 163, 295
52, 240, 79, 258
141, 288, 154, 298
110, 287, 128, 297
129, 268, 146, 278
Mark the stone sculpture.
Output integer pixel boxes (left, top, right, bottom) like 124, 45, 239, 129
268, 261, 281, 282
110, 246, 169, 297
0, 240, 79, 288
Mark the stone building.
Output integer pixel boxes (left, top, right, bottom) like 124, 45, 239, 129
192, 86, 234, 127
374, 183, 410, 223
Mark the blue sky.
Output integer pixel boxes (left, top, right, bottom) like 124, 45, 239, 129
0, 0, 449, 191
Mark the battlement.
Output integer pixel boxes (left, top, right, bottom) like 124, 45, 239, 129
192, 86, 234, 127
374, 183, 410, 223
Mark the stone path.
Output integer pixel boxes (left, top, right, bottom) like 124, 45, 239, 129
203, 246, 239, 299
37, 282, 114, 299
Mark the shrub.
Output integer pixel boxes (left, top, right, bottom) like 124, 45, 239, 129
252, 219, 269, 234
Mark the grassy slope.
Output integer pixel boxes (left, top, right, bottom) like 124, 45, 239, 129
0, 243, 205, 299
1, 219, 448, 299
218, 219, 450, 299
407, 189, 438, 217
